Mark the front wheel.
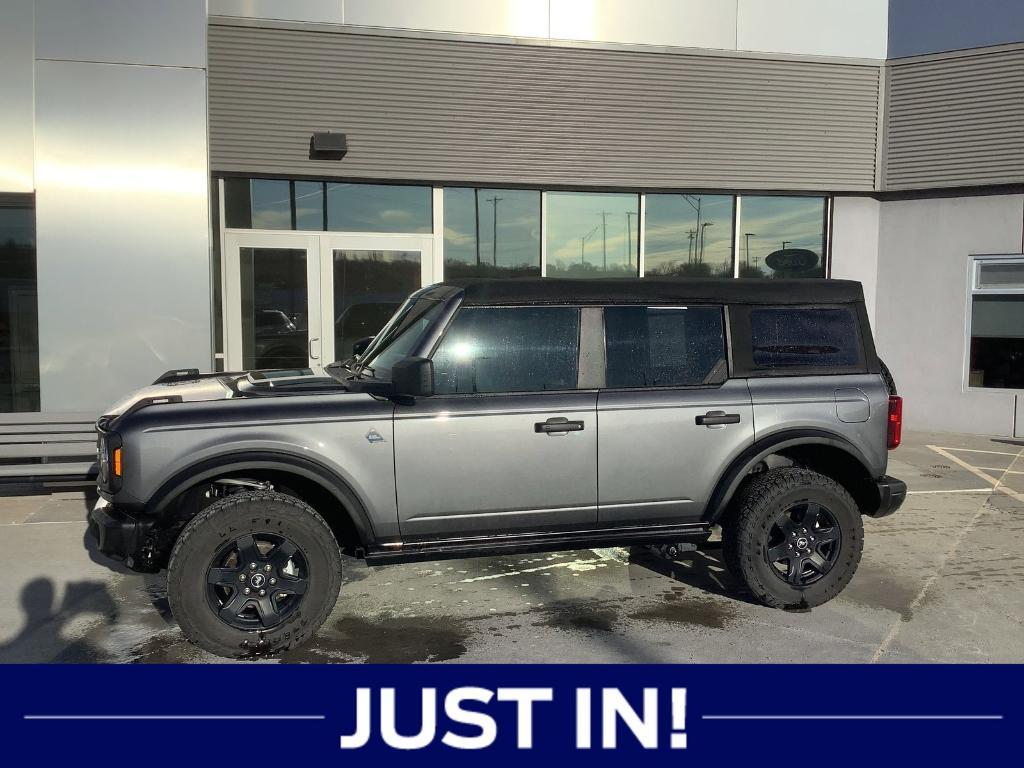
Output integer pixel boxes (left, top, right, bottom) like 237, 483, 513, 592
167, 491, 342, 657
722, 468, 863, 609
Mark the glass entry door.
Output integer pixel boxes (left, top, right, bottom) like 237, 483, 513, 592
224, 232, 322, 372
319, 233, 435, 364
224, 231, 434, 372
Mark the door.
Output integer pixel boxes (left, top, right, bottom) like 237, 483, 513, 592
225, 232, 322, 372
319, 233, 435, 364
224, 232, 435, 371
394, 305, 598, 541
596, 305, 754, 525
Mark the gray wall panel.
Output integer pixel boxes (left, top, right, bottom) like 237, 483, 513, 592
35, 61, 211, 412
208, 23, 881, 191
0, 0, 34, 192
36, 0, 206, 68
889, 0, 1024, 59
884, 47, 1024, 190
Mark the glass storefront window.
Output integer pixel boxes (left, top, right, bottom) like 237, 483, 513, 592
326, 183, 431, 233
969, 296, 1024, 389
0, 198, 40, 411
332, 250, 422, 361
969, 258, 1024, 390
736, 196, 826, 278
546, 192, 639, 278
644, 194, 734, 278
443, 188, 541, 278
294, 181, 325, 231
249, 179, 292, 230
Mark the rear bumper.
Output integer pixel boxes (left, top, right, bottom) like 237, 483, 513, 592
88, 497, 157, 570
866, 475, 907, 518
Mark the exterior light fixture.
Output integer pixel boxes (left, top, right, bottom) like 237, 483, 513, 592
309, 132, 348, 160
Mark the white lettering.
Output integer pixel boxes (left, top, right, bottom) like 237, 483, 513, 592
497, 687, 553, 748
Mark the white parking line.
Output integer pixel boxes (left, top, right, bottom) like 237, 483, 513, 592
927, 446, 1024, 504
935, 447, 1020, 457
907, 488, 994, 495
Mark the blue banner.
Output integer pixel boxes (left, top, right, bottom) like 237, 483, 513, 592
1, 664, 1015, 764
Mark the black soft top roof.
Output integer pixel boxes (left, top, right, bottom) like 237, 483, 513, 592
438, 277, 865, 307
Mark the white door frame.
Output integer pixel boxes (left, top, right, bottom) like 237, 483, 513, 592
223, 230, 323, 372
318, 232, 435, 366
223, 230, 435, 372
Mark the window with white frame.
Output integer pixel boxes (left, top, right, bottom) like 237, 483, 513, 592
968, 257, 1024, 390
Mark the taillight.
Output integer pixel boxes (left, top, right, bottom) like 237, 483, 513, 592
887, 395, 903, 450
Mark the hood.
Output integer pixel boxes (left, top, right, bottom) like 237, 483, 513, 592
102, 369, 352, 420
104, 377, 235, 418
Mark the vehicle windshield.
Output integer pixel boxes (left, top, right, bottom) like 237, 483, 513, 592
326, 296, 445, 382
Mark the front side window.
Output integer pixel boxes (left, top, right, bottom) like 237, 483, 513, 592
750, 306, 861, 369
969, 259, 1024, 389
350, 297, 445, 379
605, 306, 726, 388
432, 307, 580, 394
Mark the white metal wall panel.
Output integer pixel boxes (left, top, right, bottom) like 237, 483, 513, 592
35, 61, 211, 412
209, 0, 345, 25
346, 0, 550, 38
884, 47, 1024, 190
549, 0, 736, 50
208, 23, 881, 191
737, 0, 888, 60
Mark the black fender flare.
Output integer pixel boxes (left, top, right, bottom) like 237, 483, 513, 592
148, 450, 377, 547
703, 429, 874, 524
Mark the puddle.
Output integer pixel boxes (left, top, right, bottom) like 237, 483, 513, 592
532, 602, 618, 633
842, 562, 920, 621
280, 614, 471, 664
628, 593, 736, 629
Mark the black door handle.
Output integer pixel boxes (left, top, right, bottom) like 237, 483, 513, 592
696, 411, 741, 426
535, 417, 585, 433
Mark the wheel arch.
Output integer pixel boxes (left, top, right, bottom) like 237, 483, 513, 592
149, 451, 377, 550
704, 429, 879, 524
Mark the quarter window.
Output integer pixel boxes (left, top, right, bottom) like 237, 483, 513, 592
750, 306, 861, 369
432, 307, 580, 394
605, 306, 726, 388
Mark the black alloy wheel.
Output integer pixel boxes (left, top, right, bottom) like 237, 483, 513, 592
206, 532, 310, 630
764, 501, 841, 587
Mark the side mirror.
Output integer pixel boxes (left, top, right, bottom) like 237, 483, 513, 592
352, 336, 374, 357
391, 356, 434, 399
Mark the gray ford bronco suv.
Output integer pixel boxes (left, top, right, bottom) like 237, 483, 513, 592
90, 278, 906, 657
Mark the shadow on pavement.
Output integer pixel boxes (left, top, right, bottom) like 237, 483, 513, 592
0, 577, 118, 663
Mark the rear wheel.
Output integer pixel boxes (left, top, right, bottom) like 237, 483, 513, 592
167, 491, 342, 657
722, 468, 863, 609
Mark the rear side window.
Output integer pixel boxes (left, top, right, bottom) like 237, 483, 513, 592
605, 306, 726, 388
750, 306, 862, 369
432, 306, 580, 394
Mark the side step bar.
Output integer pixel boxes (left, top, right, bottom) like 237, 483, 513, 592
365, 523, 712, 566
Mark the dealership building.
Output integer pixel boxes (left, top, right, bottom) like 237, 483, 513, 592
1, 0, 1023, 478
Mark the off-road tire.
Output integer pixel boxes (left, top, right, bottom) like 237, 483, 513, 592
722, 467, 863, 609
167, 490, 342, 658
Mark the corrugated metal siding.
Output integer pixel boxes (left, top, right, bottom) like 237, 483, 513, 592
885, 47, 1024, 190
208, 23, 881, 191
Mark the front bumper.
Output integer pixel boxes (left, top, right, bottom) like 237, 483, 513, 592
865, 475, 907, 518
88, 497, 157, 570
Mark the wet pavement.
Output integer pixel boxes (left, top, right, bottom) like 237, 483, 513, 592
1, 430, 1022, 664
